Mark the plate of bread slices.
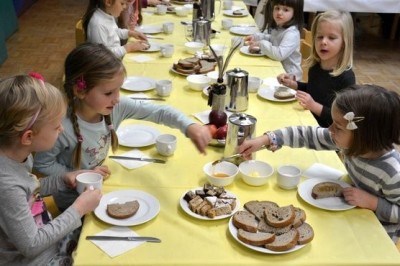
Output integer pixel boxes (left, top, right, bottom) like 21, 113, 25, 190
180, 184, 240, 220
297, 178, 355, 211
94, 190, 160, 226
171, 57, 217, 76
258, 85, 296, 102
229, 200, 314, 254
223, 9, 249, 17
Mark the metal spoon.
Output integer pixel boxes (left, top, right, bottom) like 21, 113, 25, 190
212, 154, 242, 165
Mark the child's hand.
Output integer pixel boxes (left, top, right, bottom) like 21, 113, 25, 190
129, 30, 148, 41
342, 187, 378, 211
125, 41, 150, 52
277, 73, 297, 89
63, 170, 88, 189
73, 189, 102, 216
243, 35, 255, 44
93, 165, 111, 180
295, 91, 317, 111
238, 135, 270, 159
186, 124, 212, 155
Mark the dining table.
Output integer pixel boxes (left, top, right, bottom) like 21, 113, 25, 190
72, 1, 400, 265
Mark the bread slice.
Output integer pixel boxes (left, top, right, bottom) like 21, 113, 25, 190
198, 60, 216, 74
273, 86, 295, 100
258, 218, 292, 235
244, 200, 279, 221
207, 205, 232, 218
232, 211, 258, 233
237, 228, 275, 246
264, 205, 295, 228
311, 181, 343, 199
296, 222, 314, 245
292, 207, 306, 228
106, 200, 140, 219
265, 228, 299, 252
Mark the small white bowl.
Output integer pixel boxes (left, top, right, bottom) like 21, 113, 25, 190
184, 41, 204, 54
239, 160, 274, 186
206, 71, 226, 84
187, 74, 211, 91
175, 6, 189, 17
203, 161, 239, 187
277, 165, 301, 189
183, 4, 193, 14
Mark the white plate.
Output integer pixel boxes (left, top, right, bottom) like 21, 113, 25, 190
229, 26, 258, 36
257, 86, 297, 102
297, 178, 355, 211
180, 187, 240, 220
136, 25, 163, 34
240, 46, 263, 57
141, 42, 161, 52
169, 67, 190, 76
228, 215, 306, 254
122, 77, 156, 92
117, 124, 161, 147
94, 190, 160, 226
223, 10, 249, 17
303, 163, 345, 180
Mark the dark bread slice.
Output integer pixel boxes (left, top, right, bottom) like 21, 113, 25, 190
244, 200, 279, 221
273, 86, 295, 100
311, 181, 343, 199
265, 228, 299, 251
292, 207, 306, 228
264, 205, 295, 228
232, 210, 258, 233
106, 200, 140, 219
258, 218, 292, 235
198, 60, 216, 74
185, 57, 200, 65
249, 46, 261, 54
237, 228, 275, 246
177, 58, 196, 69
296, 222, 314, 245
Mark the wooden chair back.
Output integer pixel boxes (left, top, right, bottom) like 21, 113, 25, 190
75, 19, 85, 46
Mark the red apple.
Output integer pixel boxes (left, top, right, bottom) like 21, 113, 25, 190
209, 110, 227, 128
206, 124, 218, 138
215, 124, 228, 139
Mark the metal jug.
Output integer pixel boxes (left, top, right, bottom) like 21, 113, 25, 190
225, 68, 249, 112
198, 0, 220, 21
192, 17, 211, 46
224, 113, 257, 165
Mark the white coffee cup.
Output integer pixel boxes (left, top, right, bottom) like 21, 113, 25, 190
223, 0, 233, 10
76, 172, 103, 194
156, 4, 167, 15
160, 44, 174, 57
156, 79, 173, 96
248, 76, 262, 93
162, 22, 174, 34
277, 165, 302, 190
222, 18, 233, 30
156, 134, 177, 156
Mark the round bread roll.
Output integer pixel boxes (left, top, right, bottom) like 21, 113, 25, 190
249, 46, 261, 54
107, 200, 140, 219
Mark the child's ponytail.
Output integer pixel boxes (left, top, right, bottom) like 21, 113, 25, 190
104, 115, 119, 153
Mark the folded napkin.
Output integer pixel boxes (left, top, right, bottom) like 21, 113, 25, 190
111, 149, 151, 169
127, 55, 154, 63
302, 163, 345, 180
192, 110, 233, 125
88, 226, 145, 258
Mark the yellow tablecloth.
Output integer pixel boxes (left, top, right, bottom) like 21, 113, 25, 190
73, 2, 400, 265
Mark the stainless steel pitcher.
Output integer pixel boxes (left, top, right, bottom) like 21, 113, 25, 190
198, 0, 220, 21
224, 113, 257, 165
192, 17, 211, 46
225, 68, 249, 112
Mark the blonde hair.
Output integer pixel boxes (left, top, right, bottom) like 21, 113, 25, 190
306, 10, 354, 76
0, 75, 66, 148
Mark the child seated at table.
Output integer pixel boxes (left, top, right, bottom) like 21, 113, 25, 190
0, 74, 101, 265
82, 0, 149, 58
278, 10, 356, 127
33, 43, 212, 211
239, 84, 400, 244
244, 0, 304, 81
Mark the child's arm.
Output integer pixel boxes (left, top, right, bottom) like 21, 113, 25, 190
185, 124, 212, 155
259, 28, 299, 61
296, 90, 323, 115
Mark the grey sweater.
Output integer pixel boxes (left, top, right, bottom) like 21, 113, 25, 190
0, 156, 81, 266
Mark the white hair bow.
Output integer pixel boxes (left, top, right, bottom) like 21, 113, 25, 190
343, 112, 364, 130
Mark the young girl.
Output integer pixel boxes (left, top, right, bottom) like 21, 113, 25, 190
244, 0, 304, 81
278, 10, 356, 127
118, 0, 143, 31
239, 84, 400, 243
0, 74, 101, 265
33, 43, 212, 211
83, 0, 149, 59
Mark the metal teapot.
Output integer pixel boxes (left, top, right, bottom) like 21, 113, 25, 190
224, 113, 257, 165
198, 0, 221, 21
192, 17, 211, 46
225, 68, 249, 112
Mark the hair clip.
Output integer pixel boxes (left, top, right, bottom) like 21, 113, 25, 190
343, 112, 364, 130
108, 124, 114, 130
29, 72, 45, 82
76, 76, 86, 91
77, 134, 83, 143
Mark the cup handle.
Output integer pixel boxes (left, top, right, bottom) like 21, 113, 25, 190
166, 144, 172, 153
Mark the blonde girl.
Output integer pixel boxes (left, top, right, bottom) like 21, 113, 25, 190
239, 84, 400, 243
0, 75, 101, 265
278, 10, 356, 127
33, 43, 212, 211
244, 0, 304, 80
83, 0, 149, 58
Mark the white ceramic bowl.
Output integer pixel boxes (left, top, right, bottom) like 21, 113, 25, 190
277, 164, 302, 189
186, 74, 211, 91
239, 160, 274, 186
206, 71, 226, 84
184, 41, 204, 54
175, 6, 189, 16
203, 161, 239, 187
183, 4, 193, 13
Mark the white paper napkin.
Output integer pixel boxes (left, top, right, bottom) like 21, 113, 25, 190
192, 110, 233, 125
302, 163, 345, 180
88, 226, 145, 258
127, 55, 155, 63
111, 149, 150, 169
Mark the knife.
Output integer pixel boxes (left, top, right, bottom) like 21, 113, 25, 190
109, 155, 166, 164
130, 97, 166, 101
145, 35, 164, 40
86, 236, 161, 243
232, 24, 256, 28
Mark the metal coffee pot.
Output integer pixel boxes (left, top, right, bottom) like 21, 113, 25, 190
225, 68, 249, 112
198, 0, 220, 21
192, 17, 211, 46
224, 113, 257, 165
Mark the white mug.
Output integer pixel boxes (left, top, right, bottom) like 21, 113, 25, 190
223, 0, 233, 10
160, 44, 174, 57
76, 172, 103, 194
162, 22, 174, 34
156, 134, 177, 156
248, 76, 262, 93
222, 18, 233, 30
277, 165, 302, 189
156, 4, 167, 15
156, 79, 173, 96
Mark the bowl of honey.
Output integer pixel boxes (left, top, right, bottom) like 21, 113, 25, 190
239, 160, 274, 186
203, 161, 239, 187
